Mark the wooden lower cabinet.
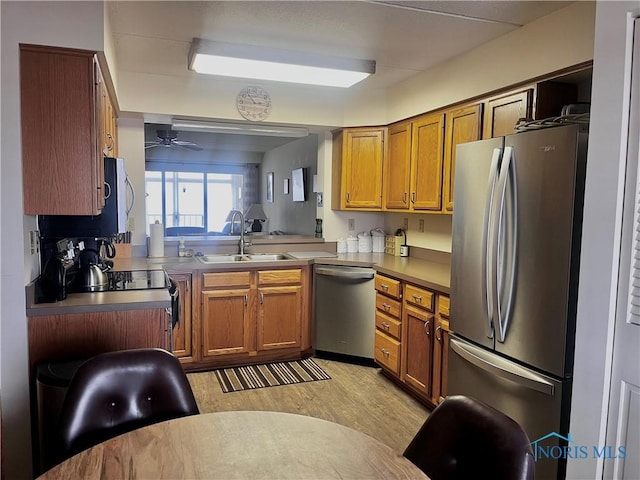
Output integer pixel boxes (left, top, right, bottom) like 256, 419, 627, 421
402, 304, 434, 397
373, 273, 451, 408
431, 295, 451, 404
196, 266, 310, 369
168, 273, 193, 363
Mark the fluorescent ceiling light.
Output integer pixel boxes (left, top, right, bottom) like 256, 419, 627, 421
171, 118, 309, 138
189, 39, 375, 88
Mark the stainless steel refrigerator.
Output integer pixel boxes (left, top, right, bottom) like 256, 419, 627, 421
448, 124, 588, 480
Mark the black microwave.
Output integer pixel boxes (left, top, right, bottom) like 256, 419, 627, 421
38, 157, 132, 238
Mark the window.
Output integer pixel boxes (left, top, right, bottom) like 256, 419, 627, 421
145, 163, 259, 234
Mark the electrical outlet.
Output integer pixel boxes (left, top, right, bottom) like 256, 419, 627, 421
348, 218, 355, 231
403, 218, 409, 231
419, 219, 425, 232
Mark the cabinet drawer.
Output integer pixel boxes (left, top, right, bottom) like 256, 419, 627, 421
375, 311, 401, 341
404, 284, 434, 311
375, 274, 401, 299
375, 330, 401, 375
203, 271, 251, 289
438, 295, 450, 318
257, 269, 302, 285
376, 293, 402, 318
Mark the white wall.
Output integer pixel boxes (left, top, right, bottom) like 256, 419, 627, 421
261, 135, 319, 235
117, 116, 147, 247
387, 1, 596, 123
568, 2, 640, 479
0, 2, 105, 477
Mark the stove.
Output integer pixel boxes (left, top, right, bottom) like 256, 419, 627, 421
106, 270, 169, 291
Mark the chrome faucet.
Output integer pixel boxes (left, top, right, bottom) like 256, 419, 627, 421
228, 210, 246, 254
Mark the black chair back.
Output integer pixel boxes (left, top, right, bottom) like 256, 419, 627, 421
403, 395, 535, 480
55, 348, 199, 464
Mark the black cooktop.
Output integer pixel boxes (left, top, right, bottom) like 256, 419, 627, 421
107, 270, 169, 291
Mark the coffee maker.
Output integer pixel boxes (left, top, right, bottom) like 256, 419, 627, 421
37, 238, 77, 302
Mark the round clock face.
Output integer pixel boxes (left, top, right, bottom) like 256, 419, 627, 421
236, 86, 272, 121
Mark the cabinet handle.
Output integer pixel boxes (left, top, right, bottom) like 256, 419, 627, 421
244, 295, 248, 307
380, 348, 390, 358
403, 192, 408, 204
381, 322, 390, 330
435, 325, 442, 342
424, 319, 430, 335
380, 284, 389, 291
260, 292, 264, 304
382, 303, 391, 311
346, 192, 351, 203
412, 294, 422, 303
411, 192, 416, 203
185, 280, 190, 293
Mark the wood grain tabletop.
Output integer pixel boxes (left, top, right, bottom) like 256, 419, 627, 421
39, 410, 429, 479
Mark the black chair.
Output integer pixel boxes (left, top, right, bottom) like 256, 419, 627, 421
403, 395, 535, 480
55, 348, 199, 464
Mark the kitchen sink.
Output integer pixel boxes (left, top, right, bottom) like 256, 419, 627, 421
245, 254, 290, 261
196, 253, 292, 264
197, 254, 245, 263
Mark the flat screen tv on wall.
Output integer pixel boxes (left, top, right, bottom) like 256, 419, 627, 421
292, 167, 306, 202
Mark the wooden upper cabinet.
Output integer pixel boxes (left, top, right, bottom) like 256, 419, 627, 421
20, 44, 104, 215
384, 122, 412, 210
332, 127, 385, 210
442, 103, 483, 212
410, 113, 445, 211
483, 89, 533, 139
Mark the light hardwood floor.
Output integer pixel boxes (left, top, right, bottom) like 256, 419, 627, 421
187, 358, 431, 454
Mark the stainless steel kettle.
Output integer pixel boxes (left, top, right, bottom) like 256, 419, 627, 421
78, 249, 109, 292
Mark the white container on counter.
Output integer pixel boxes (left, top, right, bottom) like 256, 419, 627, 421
371, 228, 386, 253
337, 237, 348, 253
346, 235, 358, 253
357, 231, 372, 253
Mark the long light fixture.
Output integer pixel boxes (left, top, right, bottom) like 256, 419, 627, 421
188, 38, 375, 88
171, 118, 309, 138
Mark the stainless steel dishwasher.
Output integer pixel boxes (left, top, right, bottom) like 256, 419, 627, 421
314, 264, 376, 362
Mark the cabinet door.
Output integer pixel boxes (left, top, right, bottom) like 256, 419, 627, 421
442, 103, 482, 212
170, 274, 193, 363
483, 89, 533, 139
410, 113, 445, 211
402, 305, 433, 397
202, 288, 253, 357
20, 45, 103, 215
384, 122, 411, 210
343, 128, 385, 209
257, 285, 302, 350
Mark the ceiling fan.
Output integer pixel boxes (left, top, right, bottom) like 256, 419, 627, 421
145, 129, 202, 151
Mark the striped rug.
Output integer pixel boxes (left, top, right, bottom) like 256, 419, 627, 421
214, 358, 331, 393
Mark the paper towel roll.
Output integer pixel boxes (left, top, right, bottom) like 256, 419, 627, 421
148, 222, 165, 257
150, 270, 166, 288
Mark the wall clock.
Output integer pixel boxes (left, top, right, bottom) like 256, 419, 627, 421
236, 86, 272, 121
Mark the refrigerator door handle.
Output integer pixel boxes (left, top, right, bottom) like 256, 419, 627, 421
483, 148, 502, 339
450, 337, 554, 396
493, 146, 518, 343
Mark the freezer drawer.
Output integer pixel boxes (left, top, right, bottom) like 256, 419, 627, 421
448, 336, 571, 480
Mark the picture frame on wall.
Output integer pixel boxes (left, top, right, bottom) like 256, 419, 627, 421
266, 172, 274, 203
292, 167, 306, 202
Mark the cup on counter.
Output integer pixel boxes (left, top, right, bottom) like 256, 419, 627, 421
400, 245, 410, 257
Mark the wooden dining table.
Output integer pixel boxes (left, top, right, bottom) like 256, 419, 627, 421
39, 410, 429, 479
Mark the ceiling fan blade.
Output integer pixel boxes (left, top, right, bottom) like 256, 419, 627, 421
178, 144, 203, 151
145, 144, 161, 149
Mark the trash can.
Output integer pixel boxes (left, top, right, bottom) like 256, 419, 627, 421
35, 359, 85, 474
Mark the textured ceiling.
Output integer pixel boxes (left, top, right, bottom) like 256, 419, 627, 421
107, 1, 574, 153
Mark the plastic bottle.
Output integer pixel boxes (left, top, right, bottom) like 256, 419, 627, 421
315, 219, 323, 238
178, 237, 186, 257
